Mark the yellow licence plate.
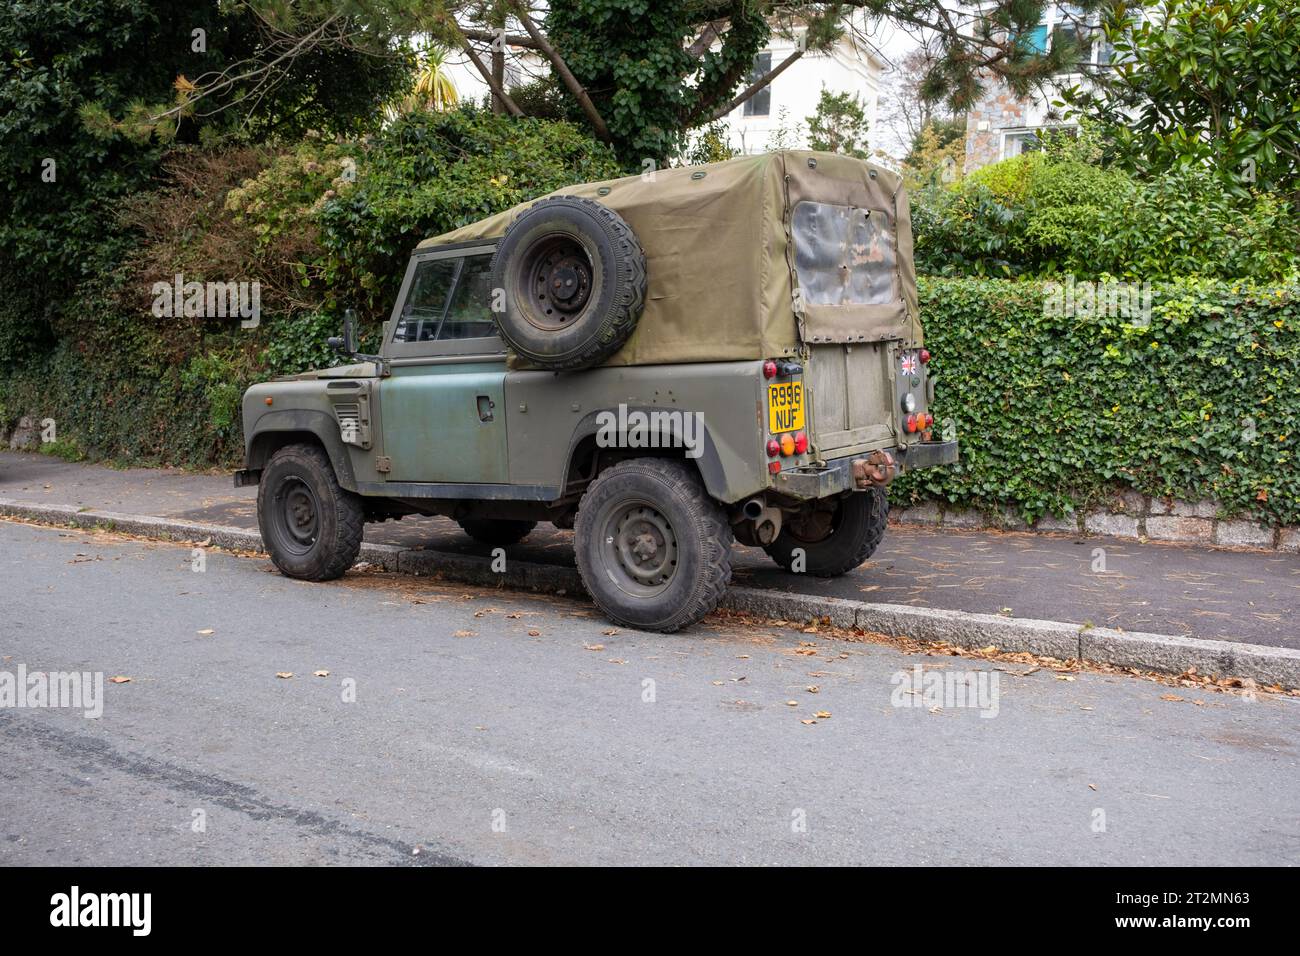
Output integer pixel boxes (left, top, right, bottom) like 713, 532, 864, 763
768, 381, 805, 433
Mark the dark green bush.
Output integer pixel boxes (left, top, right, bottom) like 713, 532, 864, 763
893, 277, 1300, 525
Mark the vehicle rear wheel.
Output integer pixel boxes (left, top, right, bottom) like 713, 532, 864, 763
257, 443, 364, 581
457, 518, 537, 547
574, 459, 732, 633
763, 488, 888, 577
490, 196, 646, 370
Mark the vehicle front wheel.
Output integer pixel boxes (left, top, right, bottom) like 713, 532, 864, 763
763, 489, 888, 577
574, 459, 733, 633
457, 518, 537, 547
257, 443, 364, 581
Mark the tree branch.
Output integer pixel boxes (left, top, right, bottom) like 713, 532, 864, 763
705, 47, 804, 123
511, 5, 612, 142
444, 17, 525, 117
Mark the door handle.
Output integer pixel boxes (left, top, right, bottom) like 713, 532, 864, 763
476, 394, 495, 423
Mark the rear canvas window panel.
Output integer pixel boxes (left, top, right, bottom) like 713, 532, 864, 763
792, 201, 896, 307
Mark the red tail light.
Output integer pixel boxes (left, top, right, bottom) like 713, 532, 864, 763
766, 438, 780, 458
905, 414, 918, 434
762, 360, 778, 379
793, 431, 808, 454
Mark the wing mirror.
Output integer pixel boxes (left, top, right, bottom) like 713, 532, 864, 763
328, 308, 359, 355
326, 308, 389, 376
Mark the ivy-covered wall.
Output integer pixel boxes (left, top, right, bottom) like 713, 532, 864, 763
894, 278, 1299, 526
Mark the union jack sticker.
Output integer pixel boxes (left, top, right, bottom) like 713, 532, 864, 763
900, 353, 918, 376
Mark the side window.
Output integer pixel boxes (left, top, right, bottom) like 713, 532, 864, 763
391, 254, 498, 345
440, 255, 497, 340
393, 258, 457, 342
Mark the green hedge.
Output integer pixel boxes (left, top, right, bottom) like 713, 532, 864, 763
893, 277, 1300, 526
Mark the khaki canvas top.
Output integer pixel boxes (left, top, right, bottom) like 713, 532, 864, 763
418, 150, 922, 367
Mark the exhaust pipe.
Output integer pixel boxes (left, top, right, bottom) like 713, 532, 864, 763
740, 497, 782, 545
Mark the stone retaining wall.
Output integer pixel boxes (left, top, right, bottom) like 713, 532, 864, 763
893, 493, 1298, 553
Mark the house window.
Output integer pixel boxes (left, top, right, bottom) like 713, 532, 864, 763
743, 52, 772, 117
1020, 23, 1049, 55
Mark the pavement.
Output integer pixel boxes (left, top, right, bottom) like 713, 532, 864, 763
2, 519, 1297, 866
2, 450, 1297, 650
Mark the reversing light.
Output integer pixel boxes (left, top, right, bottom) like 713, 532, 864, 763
902, 393, 916, 413
766, 438, 780, 458
780, 433, 796, 456
793, 431, 808, 454
763, 360, 778, 379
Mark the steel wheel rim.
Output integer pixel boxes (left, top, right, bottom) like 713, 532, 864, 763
274, 478, 320, 555
598, 499, 678, 597
523, 235, 594, 330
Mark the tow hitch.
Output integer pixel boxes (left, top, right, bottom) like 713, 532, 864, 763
852, 450, 897, 489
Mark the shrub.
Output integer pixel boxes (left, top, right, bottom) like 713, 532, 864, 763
317, 107, 623, 318
912, 147, 1300, 280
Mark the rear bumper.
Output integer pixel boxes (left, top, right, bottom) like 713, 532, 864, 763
897, 439, 959, 471
771, 440, 958, 500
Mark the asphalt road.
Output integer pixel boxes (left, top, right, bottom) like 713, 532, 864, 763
2, 451, 1298, 648
2, 519, 1297, 865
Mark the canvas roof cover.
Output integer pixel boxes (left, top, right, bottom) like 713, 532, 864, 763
419, 150, 922, 366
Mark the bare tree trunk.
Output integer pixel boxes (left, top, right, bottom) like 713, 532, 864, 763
491, 46, 505, 114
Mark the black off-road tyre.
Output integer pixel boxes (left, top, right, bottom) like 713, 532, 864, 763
764, 488, 888, 578
457, 518, 537, 547
574, 459, 732, 633
490, 195, 646, 370
257, 443, 364, 581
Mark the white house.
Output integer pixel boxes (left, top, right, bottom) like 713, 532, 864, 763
716, 15, 890, 155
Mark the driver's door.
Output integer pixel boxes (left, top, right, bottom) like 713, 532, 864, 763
379, 245, 509, 485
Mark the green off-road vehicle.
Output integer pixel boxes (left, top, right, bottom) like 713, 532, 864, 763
237, 150, 957, 632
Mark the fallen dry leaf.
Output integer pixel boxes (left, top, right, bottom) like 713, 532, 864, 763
275, 672, 293, 679
814, 711, 832, 719
313, 670, 330, 677
108, 676, 131, 684
1160, 693, 1185, 702
527, 629, 541, 636
584, 643, 604, 651
786, 700, 799, 706
800, 718, 817, 725
602, 629, 619, 636
806, 685, 820, 694
453, 630, 475, 638
196, 628, 214, 636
